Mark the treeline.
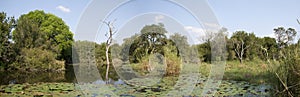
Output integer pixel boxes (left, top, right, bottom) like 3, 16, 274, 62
198, 27, 299, 64
0, 10, 299, 73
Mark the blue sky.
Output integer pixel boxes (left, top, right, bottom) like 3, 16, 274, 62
1, 0, 300, 43
209, 0, 300, 37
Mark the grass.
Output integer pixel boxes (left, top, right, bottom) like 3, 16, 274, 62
200, 60, 279, 84
129, 59, 275, 84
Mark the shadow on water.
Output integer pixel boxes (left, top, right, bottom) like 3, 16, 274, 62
0, 65, 76, 85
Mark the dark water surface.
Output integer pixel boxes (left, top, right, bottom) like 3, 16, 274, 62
0, 65, 76, 85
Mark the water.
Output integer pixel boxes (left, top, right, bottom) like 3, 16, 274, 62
0, 67, 75, 85
0, 65, 271, 96
0, 65, 121, 85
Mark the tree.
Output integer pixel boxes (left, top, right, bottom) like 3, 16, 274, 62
13, 10, 74, 63
0, 12, 16, 68
197, 42, 211, 62
260, 37, 277, 61
120, 23, 182, 75
120, 34, 139, 62
245, 33, 259, 60
129, 23, 168, 63
198, 27, 227, 62
169, 33, 189, 63
273, 27, 297, 60
274, 27, 297, 48
231, 39, 249, 63
298, 19, 300, 44
103, 21, 116, 81
230, 31, 254, 63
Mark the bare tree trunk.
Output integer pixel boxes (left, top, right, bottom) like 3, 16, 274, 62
261, 46, 270, 63
233, 40, 249, 64
105, 46, 110, 82
103, 21, 116, 83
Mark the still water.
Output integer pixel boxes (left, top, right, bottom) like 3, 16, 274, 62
0, 68, 75, 85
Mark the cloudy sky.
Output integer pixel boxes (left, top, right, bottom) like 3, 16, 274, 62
1, 0, 300, 44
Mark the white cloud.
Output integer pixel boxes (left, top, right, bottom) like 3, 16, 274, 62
265, 33, 276, 38
154, 15, 164, 23
204, 23, 220, 28
56, 5, 71, 13
184, 26, 205, 35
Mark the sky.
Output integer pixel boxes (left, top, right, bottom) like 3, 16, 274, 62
1, 0, 300, 44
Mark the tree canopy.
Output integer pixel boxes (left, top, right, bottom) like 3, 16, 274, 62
0, 12, 16, 68
13, 10, 74, 63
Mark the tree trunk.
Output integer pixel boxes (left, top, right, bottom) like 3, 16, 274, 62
239, 58, 243, 64
103, 20, 116, 83
105, 46, 110, 82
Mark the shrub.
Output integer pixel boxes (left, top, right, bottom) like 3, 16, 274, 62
163, 45, 181, 76
11, 48, 64, 71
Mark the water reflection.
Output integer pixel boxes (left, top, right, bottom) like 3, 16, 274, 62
92, 79, 125, 85
0, 65, 120, 85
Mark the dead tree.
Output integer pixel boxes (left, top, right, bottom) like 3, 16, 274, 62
232, 39, 250, 64
103, 21, 117, 82
260, 46, 270, 63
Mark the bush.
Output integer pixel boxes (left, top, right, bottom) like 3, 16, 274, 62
129, 45, 182, 76
11, 48, 64, 71
163, 45, 181, 76
131, 55, 161, 76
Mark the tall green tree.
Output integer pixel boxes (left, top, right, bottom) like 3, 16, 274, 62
0, 12, 16, 68
121, 23, 182, 75
129, 23, 168, 63
13, 10, 74, 63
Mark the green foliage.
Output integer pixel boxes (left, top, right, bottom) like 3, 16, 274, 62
130, 43, 181, 76
12, 48, 64, 71
259, 37, 277, 60
229, 31, 258, 62
163, 44, 181, 76
197, 42, 211, 62
13, 10, 74, 63
120, 24, 184, 76
129, 24, 168, 63
271, 44, 300, 96
0, 12, 16, 68
170, 33, 191, 63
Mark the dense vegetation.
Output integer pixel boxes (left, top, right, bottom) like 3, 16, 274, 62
0, 10, 73, 71
0, 10, 300, 96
